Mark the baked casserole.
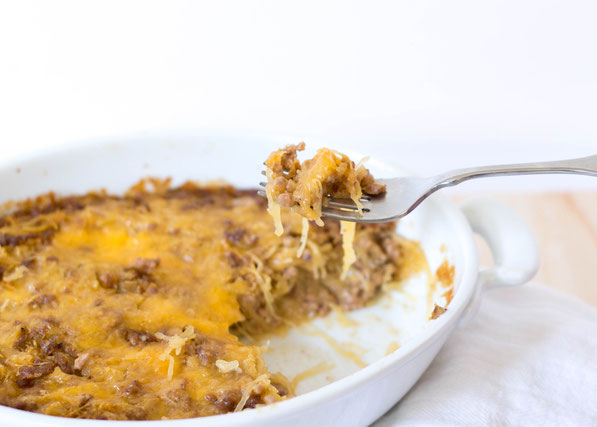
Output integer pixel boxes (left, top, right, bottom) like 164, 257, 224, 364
0, 145, 428, 420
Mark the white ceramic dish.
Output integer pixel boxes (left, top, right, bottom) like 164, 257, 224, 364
0, 131, 539, 427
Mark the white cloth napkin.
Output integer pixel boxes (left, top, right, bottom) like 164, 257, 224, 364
374, 283, 597, 427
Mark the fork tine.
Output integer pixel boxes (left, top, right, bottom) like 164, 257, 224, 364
326, 195, 371, 203
256, 190, 372, 221
259, 167, 375, 217
321, 207, 365, 221
326, 200, 359, 211
326, 200, 370, 212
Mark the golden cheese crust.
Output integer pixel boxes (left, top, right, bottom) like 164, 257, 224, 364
0, 179, 420, 420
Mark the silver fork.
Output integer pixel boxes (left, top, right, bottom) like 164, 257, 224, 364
258, 154, 597, 223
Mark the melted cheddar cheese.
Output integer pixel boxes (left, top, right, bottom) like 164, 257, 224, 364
0, 178, 421, 420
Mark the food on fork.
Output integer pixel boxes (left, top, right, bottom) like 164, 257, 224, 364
264, 143, 386, 275
264, 143, 386, 229
0, 177, 424, 420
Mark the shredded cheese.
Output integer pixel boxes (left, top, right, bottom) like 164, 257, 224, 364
296, 217, 309, 258
155, 325, 196, 380
3, 266, 28, 282
234, 374, 271, 412
340, 220, 357, 279
265, 169, 284, 236
305, 240, 326, 279
312, 179, 324, 226
215, 359, 242, 374
246, 253, 276, 316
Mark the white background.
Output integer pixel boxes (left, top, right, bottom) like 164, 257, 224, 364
0, 1, 595, 192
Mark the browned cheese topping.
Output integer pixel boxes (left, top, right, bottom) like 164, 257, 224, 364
0, 178, 423, 420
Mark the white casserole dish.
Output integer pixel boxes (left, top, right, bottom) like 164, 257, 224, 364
0, 131, 539, 427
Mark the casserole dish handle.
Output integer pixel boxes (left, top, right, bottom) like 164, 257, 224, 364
459, 198, 539, 325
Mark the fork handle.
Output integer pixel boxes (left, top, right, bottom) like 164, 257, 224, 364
433, 154, 597, 188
